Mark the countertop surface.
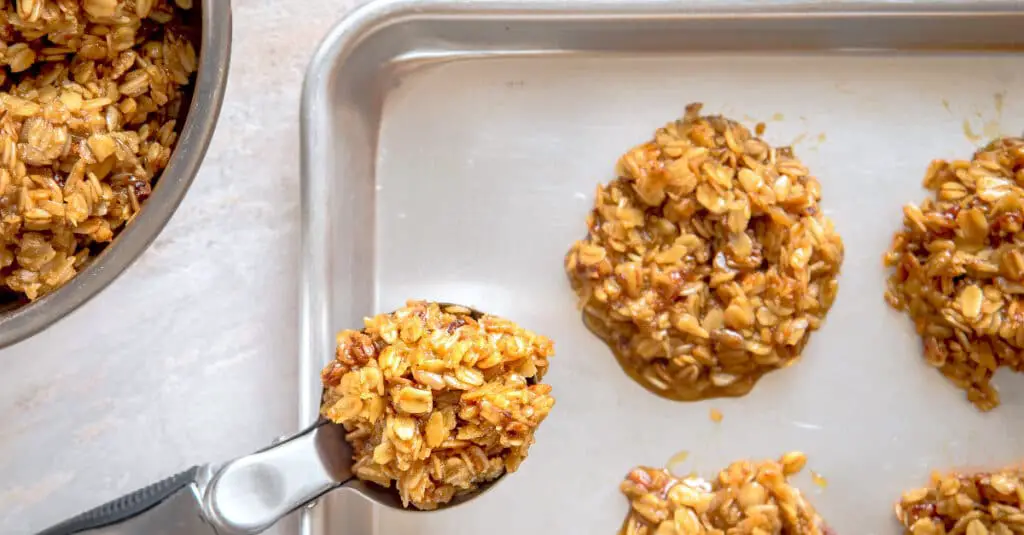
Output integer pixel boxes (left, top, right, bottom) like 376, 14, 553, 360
0, 1, 364, 532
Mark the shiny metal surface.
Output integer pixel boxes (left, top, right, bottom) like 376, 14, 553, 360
300, 1, 1024, 534
46, 422, 350, 535
204, 422, 351, 535
0, 0, 232, 349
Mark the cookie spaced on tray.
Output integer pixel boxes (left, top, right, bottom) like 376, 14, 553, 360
619, 452, 835, 535
565, 103, 844, 402
884, 136, 1024, 411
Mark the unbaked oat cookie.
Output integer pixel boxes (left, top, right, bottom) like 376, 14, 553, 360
884, 137, 1024, 411
619, 452, 834, 535
319, 300, 555, 510
566, 103, 844, 401
896, 467, 1024, 535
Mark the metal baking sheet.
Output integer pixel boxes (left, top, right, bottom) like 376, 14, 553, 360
299, 1, 1024, 533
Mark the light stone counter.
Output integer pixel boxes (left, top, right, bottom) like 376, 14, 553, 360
0, 1, 365, 532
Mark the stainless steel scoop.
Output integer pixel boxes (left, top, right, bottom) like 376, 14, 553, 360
37, 305, 506, 535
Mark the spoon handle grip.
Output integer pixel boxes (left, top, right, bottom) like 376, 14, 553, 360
36, 421, 353, 535
202, 420, 350, 534
35, 466, 219, 535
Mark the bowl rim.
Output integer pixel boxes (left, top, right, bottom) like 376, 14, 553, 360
0, 0, 233, 350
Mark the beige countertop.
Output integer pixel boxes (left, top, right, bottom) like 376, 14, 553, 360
0, 1, 365, 532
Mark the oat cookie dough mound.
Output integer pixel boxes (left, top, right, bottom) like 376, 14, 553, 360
619, 452, 834, 535
896, 467, 1024, 535
565, 103, 844, 401
319, 300, 556, 510
884, 137, 1024, 411
0, 0, 197, 300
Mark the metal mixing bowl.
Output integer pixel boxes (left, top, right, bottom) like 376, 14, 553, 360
0, 0, 232, 349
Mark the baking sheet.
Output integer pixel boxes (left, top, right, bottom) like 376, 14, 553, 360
299, 2, 1024, 534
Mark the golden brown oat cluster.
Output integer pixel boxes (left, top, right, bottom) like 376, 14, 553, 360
884, 137, 1024, 411
319, 300, 556, 510
0, 0, 196, 300
619, 452, 833, 535
565, 103, 844, 401
896, 468, 1024, 535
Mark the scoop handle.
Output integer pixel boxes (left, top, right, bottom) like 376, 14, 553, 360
35, 466, 219, 535
201, 420, 353, 534
36, 421, 353, 535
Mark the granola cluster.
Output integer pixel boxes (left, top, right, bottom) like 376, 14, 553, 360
619, 452, 833, 535
884, 137, 1024, 411
896, 467, 1024, 535
566, 103, 844, 401
319, 300, 556, 509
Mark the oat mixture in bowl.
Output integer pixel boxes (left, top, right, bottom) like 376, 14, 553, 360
884, 137, 1024, 411
319, 300, 556, 510
565, 103, 844, 401
619, 452, 833, 535
0, 0, 229, 346
0, 0, 196, 300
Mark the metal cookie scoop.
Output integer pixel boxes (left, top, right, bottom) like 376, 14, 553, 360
37, 305, 505, 535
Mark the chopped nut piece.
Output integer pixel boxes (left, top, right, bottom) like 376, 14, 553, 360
619, 453, 833, 534
320, 300, 556, 510
884, 137, 1024, 411
566, 103, 844, 401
